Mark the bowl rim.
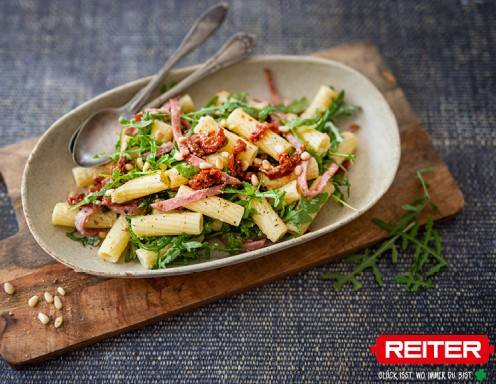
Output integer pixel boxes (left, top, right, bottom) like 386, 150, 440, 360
21, 54, 400, 278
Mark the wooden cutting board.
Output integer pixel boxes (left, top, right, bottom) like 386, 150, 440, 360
0, 42, 464, 366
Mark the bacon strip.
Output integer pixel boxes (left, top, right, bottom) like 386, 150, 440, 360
242, 239, 268, 251
74, 206, 100, 236
151, 184, 224, 212
264, 68, 282, 105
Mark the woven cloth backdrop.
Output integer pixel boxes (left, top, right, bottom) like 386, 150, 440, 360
0, 0, 495, 382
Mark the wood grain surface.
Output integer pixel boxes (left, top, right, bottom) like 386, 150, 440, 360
0, 42, 464, 366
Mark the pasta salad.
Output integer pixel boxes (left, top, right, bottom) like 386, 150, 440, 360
52, 70, 360, 269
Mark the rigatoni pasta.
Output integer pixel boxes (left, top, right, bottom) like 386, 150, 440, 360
56, 74, 359, 269
98, 215, 130, 263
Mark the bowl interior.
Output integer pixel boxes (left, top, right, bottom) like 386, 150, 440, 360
22, 55, 400, 277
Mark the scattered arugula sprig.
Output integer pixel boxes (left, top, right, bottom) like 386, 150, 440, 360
322, 168, 447, 292
66, 230, 101, 247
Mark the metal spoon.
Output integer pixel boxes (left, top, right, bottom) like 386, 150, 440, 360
73, 32, 256, 167
70, 2, 229, 162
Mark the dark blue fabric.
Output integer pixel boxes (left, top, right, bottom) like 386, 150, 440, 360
1, 0, 495, 382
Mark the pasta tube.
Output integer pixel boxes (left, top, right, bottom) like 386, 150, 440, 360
194, 116, 258, 169
332, 131, 358, 165
287, 182, 335, 235
179, 94, 195, 113
176, 185, 244, 226
278, 180, 301, 204
251, 198, 287, 242
226, 108, 292, 160
51, 202, 116, 228
136, 249, 158, 269
112, 171, 169, 204
260, 156, 319, 190
294, 126, 330, 155
151, 120, 172, 143
98, 215, 130, 263
301, 85, 338, 118
72, 164, 111, 187
164, 168, 188, 189
131, 212, 203, 237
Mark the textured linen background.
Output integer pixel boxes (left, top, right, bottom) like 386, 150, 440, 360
0, 0, 495, 382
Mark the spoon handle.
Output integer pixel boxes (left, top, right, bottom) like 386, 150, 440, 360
144, 33, 256, 110
123, 2, 229, 115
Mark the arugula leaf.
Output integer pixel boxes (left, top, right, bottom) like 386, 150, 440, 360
174, 162, 198, 178
283, 193, 329, 231
322, 169, 446, 292
66, 230, 101, 247
222, 182, 286, 210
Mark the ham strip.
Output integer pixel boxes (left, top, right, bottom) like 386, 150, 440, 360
298, 162, 339, 198
102, 196, 145, 215
151, 184, 224, 212
156, 142, 174, 157
242, 239, 267, 251
284, 133, 304, 151
75, 206, 100, 236
264, 68, 282, 105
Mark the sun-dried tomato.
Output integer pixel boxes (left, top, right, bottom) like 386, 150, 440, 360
189, 168, 224, 190
184, 129, 226, 157
263, 152, 302, 180
67, 192, 85, 205
88, 176, 107, 192
134, 113, 142, 121
248, 122, 279, 143
227, 139, 247, 178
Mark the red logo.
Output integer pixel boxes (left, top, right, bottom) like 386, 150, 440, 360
370, 335, 495, 365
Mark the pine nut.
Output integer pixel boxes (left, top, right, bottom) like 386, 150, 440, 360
54, 316, 64, 329
142, 161, 151, 172
262, 160, 272, 170
300, 151, 311, 161
38, 312, 50, 325
104, 188, 114, 197
251, 174, 259, 187
294, 165, 302, 176
215, 158, 224, 169
220, 151, 230, 159
28, 295, 40, 307
124, 163, 133, 171
174, 152, 184, 161
3, 282, 15, 295
57, 286, 66, 296
219, 119, 228, 127
253, 158, 262, 166
278, 125, 290, 133
54, 296, 63, 310
274, 144, 284, 154
44, 292, 54, 303
98, 231, 107, 239
199, 161, 212, 170
135, 157, 144, 170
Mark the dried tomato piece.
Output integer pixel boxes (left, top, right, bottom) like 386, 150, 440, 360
227, 139, 247, 178
184, 129, 226, 157
67, 192, 85, 205
263, 152, 302, 179
248, 122, 279, 143
189, 168, 224, 190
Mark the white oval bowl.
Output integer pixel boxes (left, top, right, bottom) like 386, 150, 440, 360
22, 55, 400, 278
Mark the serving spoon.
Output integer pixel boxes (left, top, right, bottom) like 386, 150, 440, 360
70, 3, 229, 165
